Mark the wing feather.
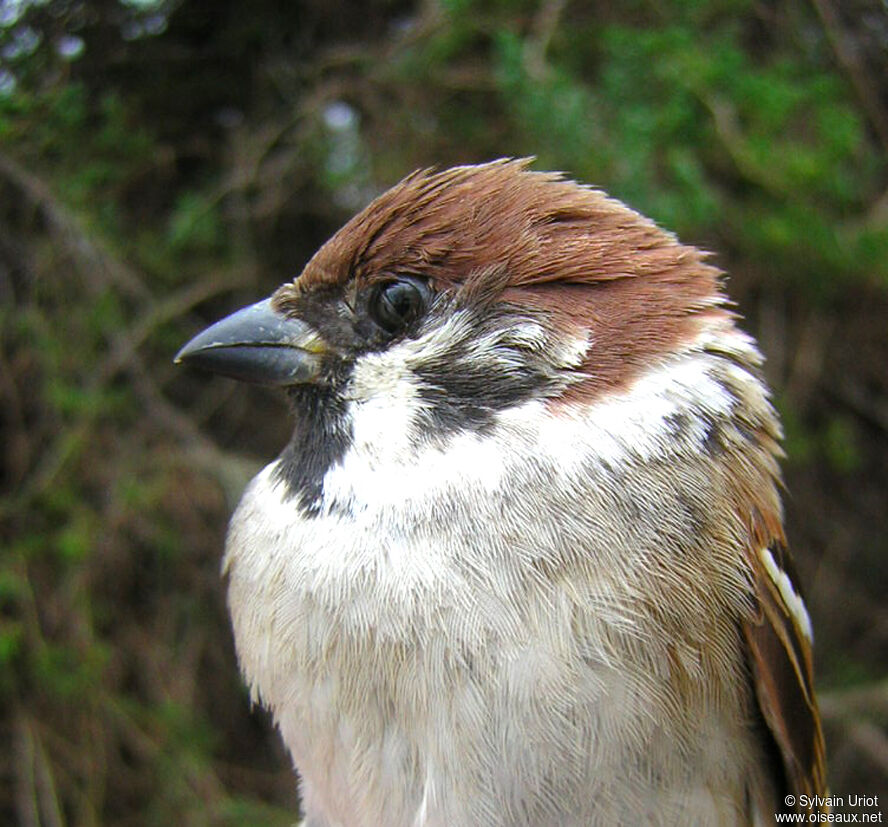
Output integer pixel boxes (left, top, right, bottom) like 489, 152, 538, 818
743, 540, 827, 814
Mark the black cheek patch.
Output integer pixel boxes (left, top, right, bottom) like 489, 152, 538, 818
413, 343, 563, 438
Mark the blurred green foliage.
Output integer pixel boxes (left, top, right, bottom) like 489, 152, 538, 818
1, 0, 886, 822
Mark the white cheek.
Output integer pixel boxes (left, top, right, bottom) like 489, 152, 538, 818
345, 349, 423, 461
403, 309, 475, 367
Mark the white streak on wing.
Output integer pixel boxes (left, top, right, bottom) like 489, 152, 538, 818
760, 547, 814, 642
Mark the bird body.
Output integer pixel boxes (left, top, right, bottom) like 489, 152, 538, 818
177, 160, 825, 826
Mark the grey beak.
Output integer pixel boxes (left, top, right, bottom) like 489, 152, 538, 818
175, 298, 328, 386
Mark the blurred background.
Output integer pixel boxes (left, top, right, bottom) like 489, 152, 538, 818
1, 0, 886, 823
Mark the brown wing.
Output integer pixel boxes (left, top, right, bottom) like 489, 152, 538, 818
743, 540, 828, 815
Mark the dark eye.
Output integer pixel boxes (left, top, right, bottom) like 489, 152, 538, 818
368, 277, 430, 334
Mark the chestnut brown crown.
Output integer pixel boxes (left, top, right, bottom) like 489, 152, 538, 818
273, 158, 729, 401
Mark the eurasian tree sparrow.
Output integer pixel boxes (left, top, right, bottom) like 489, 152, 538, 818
177, 160, 826, 826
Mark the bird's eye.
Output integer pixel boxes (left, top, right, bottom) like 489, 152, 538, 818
368, 277, 430, 334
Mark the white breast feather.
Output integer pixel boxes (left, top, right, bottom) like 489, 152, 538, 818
224, 321, 774, 826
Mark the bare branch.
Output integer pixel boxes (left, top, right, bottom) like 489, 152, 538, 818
810, 0, 888, 155
526, 0, 569, 78
0, 151, 150, 301
97, 270, 245, 386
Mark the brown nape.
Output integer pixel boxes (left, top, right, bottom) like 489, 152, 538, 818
275, 158, 729, 401
514, 283, 732, 404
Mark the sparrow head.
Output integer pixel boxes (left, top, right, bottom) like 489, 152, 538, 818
177, 159, 750, 508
